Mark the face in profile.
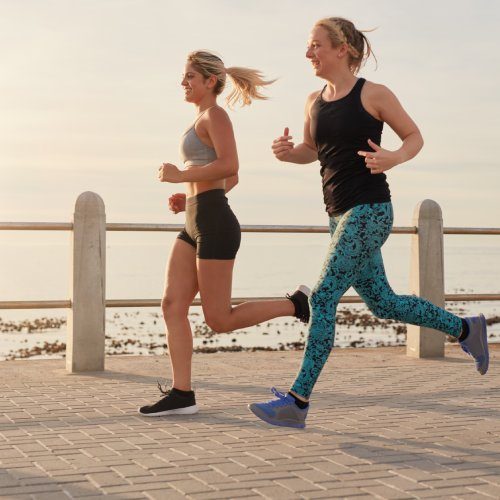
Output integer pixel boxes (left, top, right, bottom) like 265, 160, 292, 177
306, 26, 341, 77
181, 63, 214, 104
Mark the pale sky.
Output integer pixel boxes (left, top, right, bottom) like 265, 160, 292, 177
1, 0, 499, 228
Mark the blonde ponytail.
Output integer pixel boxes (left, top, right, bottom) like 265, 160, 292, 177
225, 67, 275, 108
187, 50, 275, 108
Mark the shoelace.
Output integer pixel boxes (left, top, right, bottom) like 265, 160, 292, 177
157, 380, 171, 396
264, 387, 292, 408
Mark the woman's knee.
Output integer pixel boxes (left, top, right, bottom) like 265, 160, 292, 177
366, 297, 395, 319
204, 311, 231, 334
161, 294, 190, 322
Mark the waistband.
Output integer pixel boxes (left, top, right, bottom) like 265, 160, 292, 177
329, 200, 392, 218
186, 189, 227, 206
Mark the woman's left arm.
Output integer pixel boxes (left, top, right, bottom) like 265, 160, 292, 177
159, 108, 239, 183
358, 84, 424, 175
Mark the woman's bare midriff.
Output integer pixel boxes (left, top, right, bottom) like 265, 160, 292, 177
184, 164, 226, 198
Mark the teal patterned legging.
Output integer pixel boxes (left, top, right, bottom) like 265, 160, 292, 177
290, 202, 462, 399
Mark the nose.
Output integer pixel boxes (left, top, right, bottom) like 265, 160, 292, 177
306, 48, 313, 59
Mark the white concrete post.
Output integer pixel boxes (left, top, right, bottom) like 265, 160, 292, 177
407, 199, 446, 358
67, 192, 106, 372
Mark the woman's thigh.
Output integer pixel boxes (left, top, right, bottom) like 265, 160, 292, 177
196, 258, 235, 320
315, 203, 393, 296
163, 238, 199, 310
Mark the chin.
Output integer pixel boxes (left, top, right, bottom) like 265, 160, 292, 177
310, 64, 321, 75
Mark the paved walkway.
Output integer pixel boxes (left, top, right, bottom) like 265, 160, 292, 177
1, 345, 499, 499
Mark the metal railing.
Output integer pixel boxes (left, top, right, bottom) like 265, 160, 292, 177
2, 223, 499, 310
1, 192, 499, 371
3, 221, 500, 235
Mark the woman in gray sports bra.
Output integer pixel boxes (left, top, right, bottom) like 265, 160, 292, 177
139, 51, 311, 417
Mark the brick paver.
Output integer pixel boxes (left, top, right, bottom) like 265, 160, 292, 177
0, 345, 499, 499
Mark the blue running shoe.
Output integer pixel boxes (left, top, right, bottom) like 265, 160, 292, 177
460, 314, 489, 375
248, 388, 308, 429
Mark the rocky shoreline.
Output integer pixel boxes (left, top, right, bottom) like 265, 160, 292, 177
2, 303, 499, 361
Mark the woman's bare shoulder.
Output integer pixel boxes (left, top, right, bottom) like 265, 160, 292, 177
306, 89, 322, 103
206, 105, 230, 121
201, 105, 232, 132
362, 80, 396, 101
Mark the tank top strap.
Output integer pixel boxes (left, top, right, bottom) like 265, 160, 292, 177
350, 78, 366, 99
191, 105, 217, 128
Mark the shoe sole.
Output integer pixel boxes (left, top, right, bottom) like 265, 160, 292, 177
248, 404, 305, 429
138, 404, 199, 417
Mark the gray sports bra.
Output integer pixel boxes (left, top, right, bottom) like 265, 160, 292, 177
179, 109, 217, 167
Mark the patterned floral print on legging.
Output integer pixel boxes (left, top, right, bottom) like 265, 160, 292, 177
290, 202, 463, 399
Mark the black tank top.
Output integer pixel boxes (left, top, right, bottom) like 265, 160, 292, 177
310, 78, 391, 216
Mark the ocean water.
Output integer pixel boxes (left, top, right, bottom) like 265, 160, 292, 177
1, 231, 499, 359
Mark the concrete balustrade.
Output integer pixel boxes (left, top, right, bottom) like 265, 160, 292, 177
64, 195, 447, 371
66, 192, 106, 373
407, 199, 446, 358
4, 193, 490, 371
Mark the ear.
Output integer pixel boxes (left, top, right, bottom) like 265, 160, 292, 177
206, 74, 218, 89
337, 43, 349, 58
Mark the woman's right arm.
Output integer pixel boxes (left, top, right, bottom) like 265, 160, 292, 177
271, 91, 319, 164
225, 174, 239, 193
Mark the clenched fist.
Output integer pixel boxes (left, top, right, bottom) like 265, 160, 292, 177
158, 163, 182, 183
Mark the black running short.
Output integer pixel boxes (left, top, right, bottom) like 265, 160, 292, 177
177, 189, 241, 260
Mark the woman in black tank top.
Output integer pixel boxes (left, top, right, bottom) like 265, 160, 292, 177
248, 17, 489, 429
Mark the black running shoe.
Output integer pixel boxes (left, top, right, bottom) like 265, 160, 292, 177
138, 382, 198, 417
286, 285, 311, 324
